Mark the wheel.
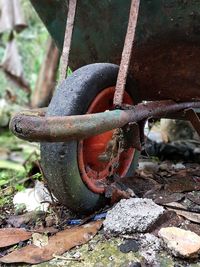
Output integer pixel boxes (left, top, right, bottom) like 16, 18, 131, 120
41, 63, 140, 214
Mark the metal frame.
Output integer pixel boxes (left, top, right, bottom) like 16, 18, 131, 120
10, 100, 200, 142
10, 0, 200, 144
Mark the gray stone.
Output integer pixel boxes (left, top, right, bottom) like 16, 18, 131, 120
119, 239, 139, 253
103, 198, 164, 234
139, 233, 161, 266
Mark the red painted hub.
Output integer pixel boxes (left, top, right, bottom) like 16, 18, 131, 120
78, 87, 135, 194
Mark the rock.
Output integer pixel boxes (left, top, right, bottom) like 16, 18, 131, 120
172, 163, 185, 170
138, 161, 159, 173
32, 233, 49, 248
158, 227, 200, 258
139, 233, 161, 265
13, 181, 53, 212
128, 262, 141, 267
103, 198, 164, 234
119, 239, 139, 253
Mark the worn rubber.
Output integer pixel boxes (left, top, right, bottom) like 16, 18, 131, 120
41, 63, 140, 214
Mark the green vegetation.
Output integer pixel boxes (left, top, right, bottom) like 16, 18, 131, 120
0, 128, 40, 208
0, 2, 49, 209
0, 0, 49, 104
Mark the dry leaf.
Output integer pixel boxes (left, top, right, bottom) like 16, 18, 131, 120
167, 208, 200, 224
186, 192, 200, 206
31, 227, 58, 235
1, 35, 31, 94
153, 192, 184, 205
0, 0, 27, 33
0, 221, 102, 264
149, 210, 183, 235
165, 173, 200, 193
0, 228, 31, 248
164, 202, 187, 210
7, 211, 45, 228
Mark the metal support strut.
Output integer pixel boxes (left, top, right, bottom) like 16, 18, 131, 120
59, 0, 77, 82
113, 0, 140, 107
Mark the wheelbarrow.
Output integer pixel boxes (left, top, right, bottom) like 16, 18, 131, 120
10, 0, 200, 213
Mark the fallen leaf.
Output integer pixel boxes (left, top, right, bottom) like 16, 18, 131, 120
181, 222, 200, 236
0, 228, 31, 248
186, 192, 200, 206
7, 211, 45, 228
165, 173, 200, 193
149, 210, 183, 236
164, 202, 187, 210
31, 227, 58, 235
167, 208, 200, 224
116, 175, 160, 197
153, 192, 184, 205
0, 221, 102, 264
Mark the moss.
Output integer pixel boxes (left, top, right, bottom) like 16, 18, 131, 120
34, 234, 200, 267
35, 235, 141, 267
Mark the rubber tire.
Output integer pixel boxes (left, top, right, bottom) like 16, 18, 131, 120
41, 63, 140, 214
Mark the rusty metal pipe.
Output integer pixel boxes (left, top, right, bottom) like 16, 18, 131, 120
10, 100, 200, 142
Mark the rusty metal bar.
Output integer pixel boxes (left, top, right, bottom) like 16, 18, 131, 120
59, 0, 77, 82
113, 0, 140, 107
10, 100, 200, 142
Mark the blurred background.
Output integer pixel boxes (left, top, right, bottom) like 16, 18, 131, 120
0, 0, 59, 211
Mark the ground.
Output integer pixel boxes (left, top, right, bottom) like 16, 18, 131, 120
0, 129, 200, 266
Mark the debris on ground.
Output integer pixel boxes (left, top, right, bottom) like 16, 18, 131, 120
6, 210, 45, 228
0, 228, 32, 248
1, 126, 200, 266
119, 239, 139, 253
103, 198, 164, 234
138, 161, 159, 174
13, 180, 53, 212
145, 138, 200, 162
159, 227, 200, 259
139, 233, 161, 266
0, 221, 102, 264
32, 232, 49, 248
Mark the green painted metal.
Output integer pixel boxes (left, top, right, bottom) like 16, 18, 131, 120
30, 0, 200, 101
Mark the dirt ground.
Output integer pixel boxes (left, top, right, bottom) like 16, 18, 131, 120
0, 130, 200, 266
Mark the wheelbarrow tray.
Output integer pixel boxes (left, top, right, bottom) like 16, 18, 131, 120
31, 0, 200, 102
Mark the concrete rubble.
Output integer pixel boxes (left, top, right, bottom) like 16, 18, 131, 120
158, 227, 200, 258
139, 233, 161, 266
13, 181, 53, 212
103, 198, 164, 234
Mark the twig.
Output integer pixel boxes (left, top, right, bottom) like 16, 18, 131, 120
53, 254, 83, 262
